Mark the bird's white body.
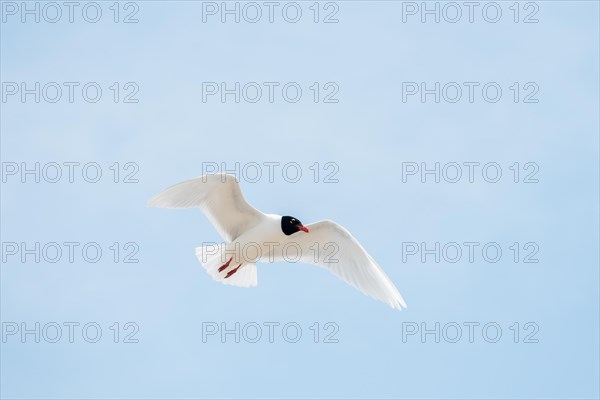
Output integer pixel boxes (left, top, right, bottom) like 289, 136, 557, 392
149, 173, 408, 310
195, 214, 287, 287
231, 213, 284, 261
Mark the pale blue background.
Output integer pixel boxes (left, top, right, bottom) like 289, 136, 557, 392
1, 1, 599, 399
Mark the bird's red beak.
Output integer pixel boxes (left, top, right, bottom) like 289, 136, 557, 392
298, 225, 309, 233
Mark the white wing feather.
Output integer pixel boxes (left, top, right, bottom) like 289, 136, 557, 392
279, 220, 407, 310
147, 173, 266, 242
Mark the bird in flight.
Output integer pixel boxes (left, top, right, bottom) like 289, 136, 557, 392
148, 173, 407, 310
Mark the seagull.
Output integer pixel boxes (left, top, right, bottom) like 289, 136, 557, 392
148, 173, 407, 310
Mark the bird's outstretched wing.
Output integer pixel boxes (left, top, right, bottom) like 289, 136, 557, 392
279, 220, 407, 310
148, 174, 266, 242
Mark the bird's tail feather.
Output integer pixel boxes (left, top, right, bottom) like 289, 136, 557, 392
195, 245, 257, 288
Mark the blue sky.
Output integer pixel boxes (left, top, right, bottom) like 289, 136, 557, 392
1, 1, 599, 399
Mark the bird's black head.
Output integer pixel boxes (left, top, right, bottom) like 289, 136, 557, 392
281, 216, 310, 236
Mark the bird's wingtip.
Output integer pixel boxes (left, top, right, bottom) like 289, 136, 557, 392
146, 195, 164, 208
392, 299, 407, 311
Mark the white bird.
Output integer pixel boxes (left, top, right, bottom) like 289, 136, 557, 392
148, 173, 407, 310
